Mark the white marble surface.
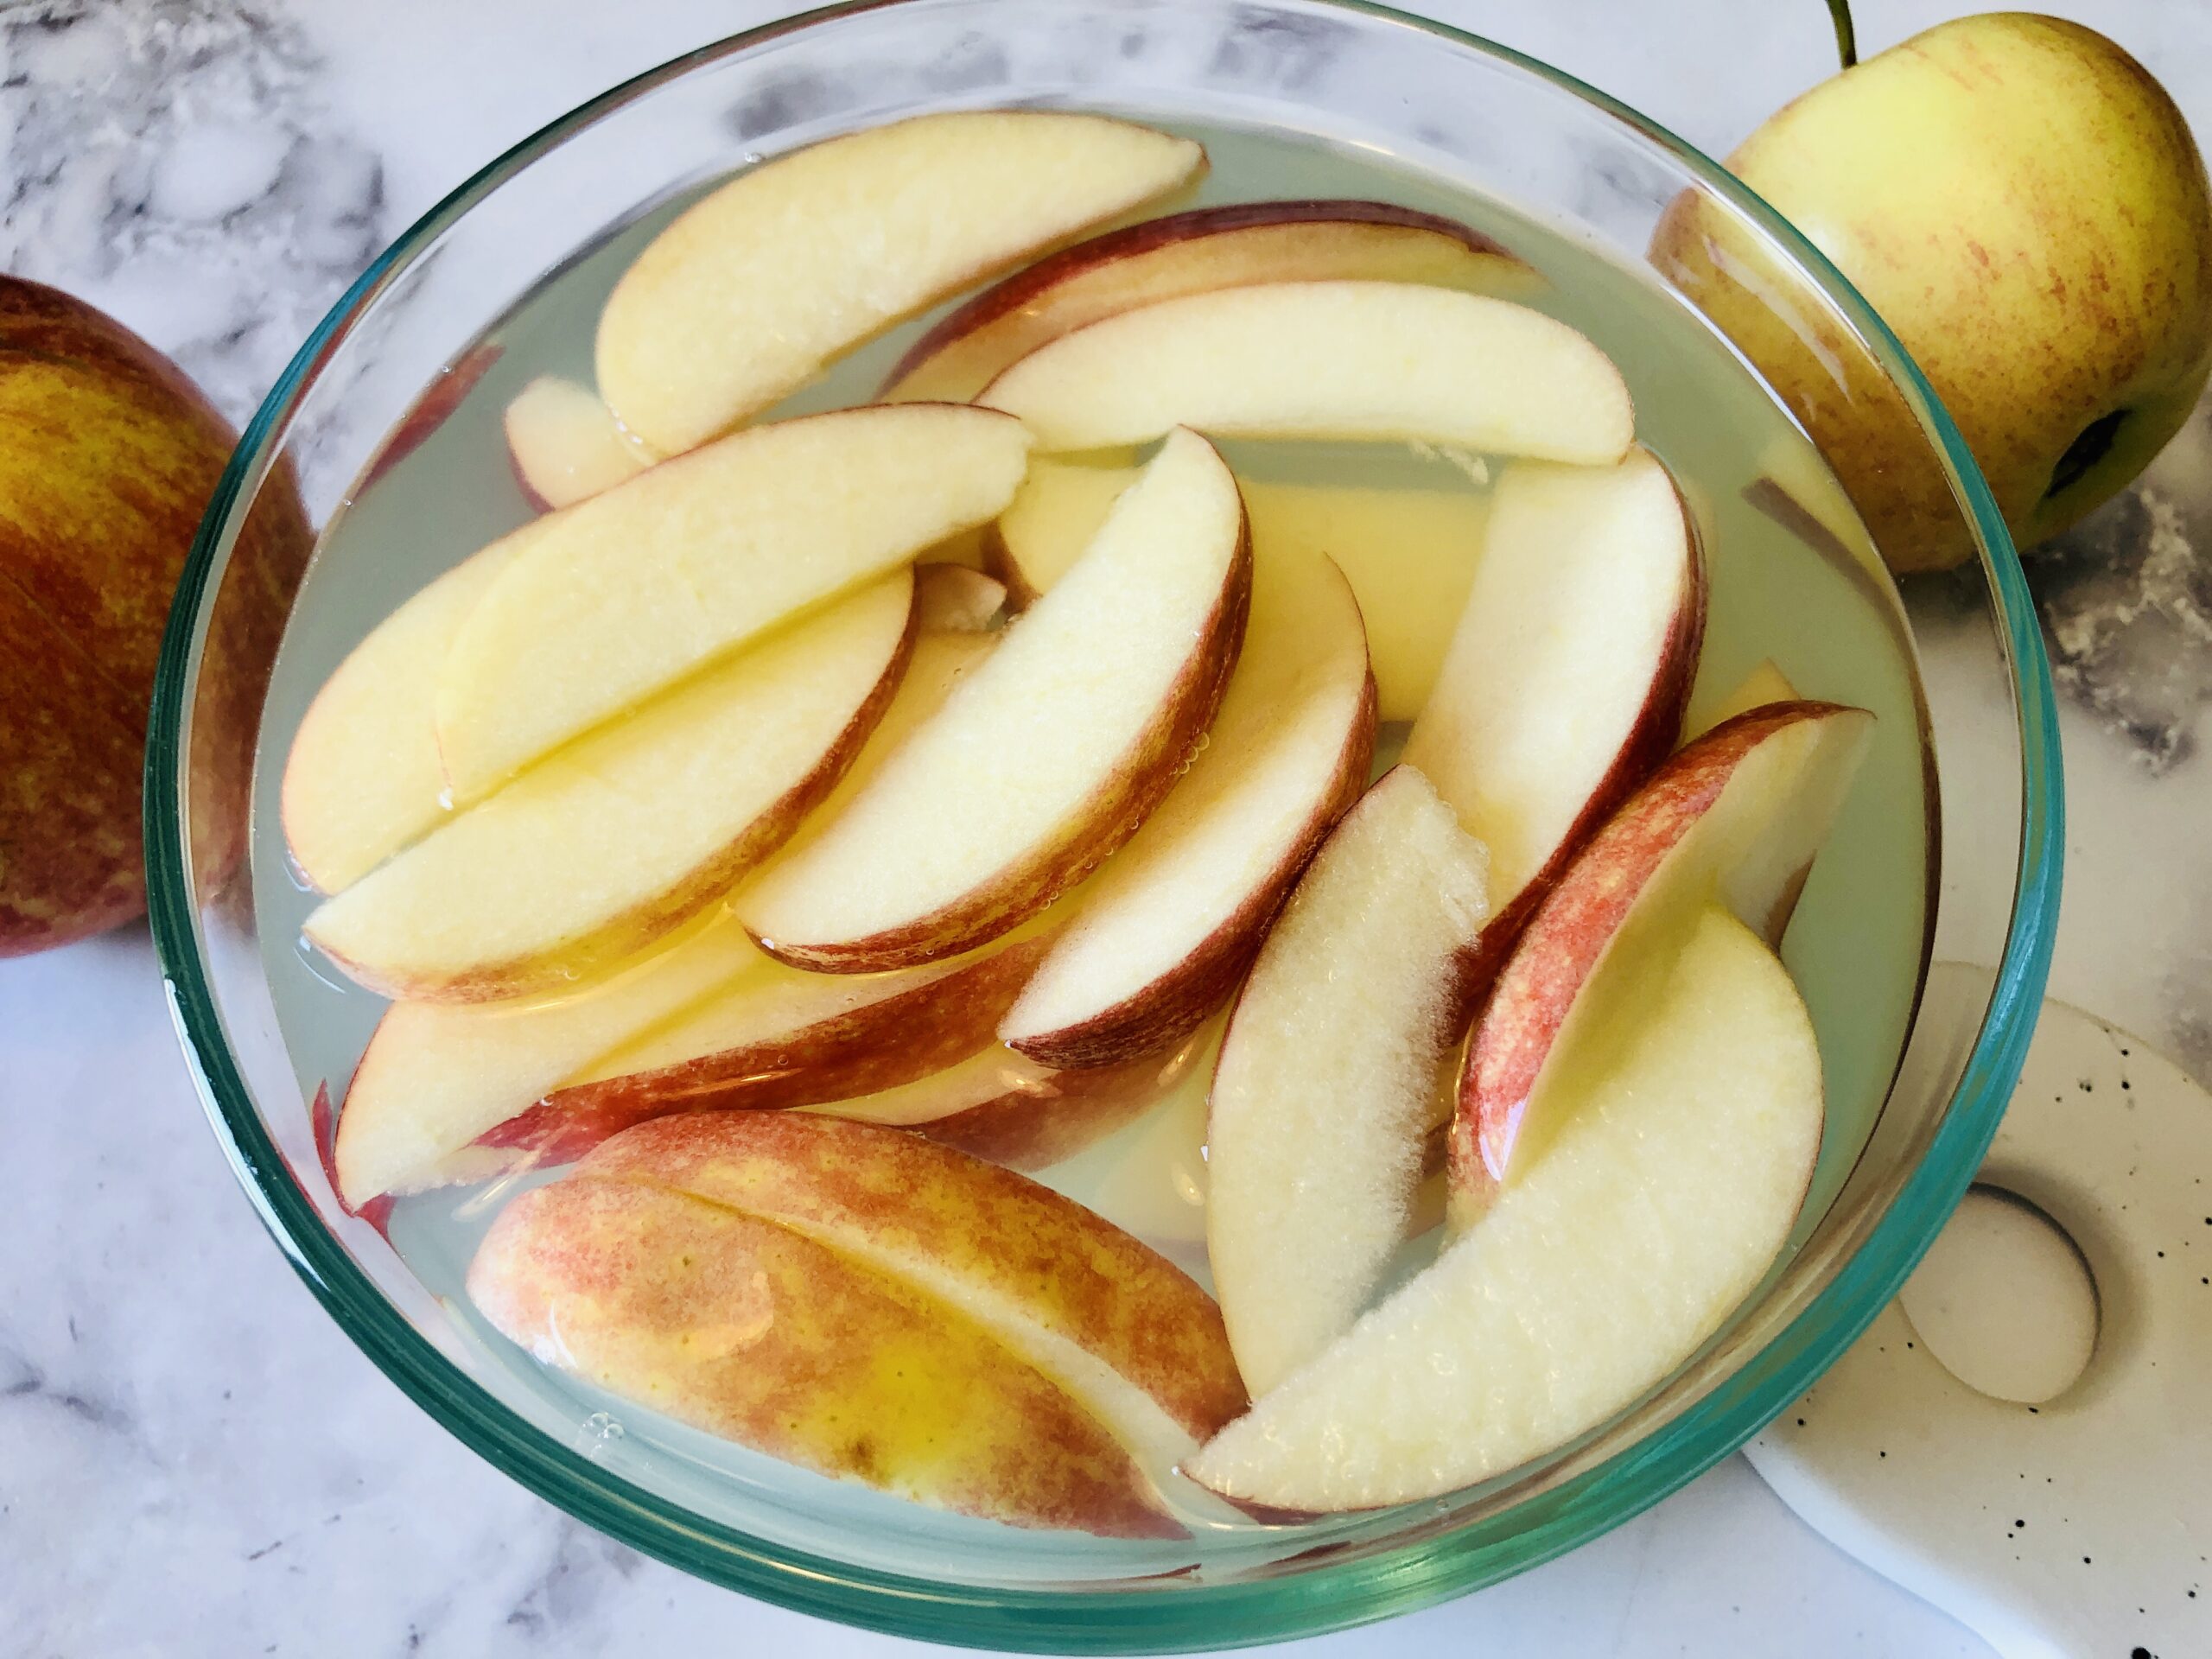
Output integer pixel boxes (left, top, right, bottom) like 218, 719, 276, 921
3, 1, 2209, 1654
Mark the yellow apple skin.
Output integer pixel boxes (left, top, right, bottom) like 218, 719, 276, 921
0, 276, 308, 953
1652, 14, 2212, 574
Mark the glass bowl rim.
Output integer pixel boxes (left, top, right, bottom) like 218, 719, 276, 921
144, 0, 2063, 1648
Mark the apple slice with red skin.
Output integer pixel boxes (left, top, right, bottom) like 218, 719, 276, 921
1451, 699, 1872, 1215
883, 199, 1537, 404
739, 428, 1250, 972
998, 543, 1375, 1069
1402, 448, 1706, 1001
597, 111, 1204, 454
504, 373, 650, 511
1683, 658, 1797, 741
978, 281, 1632, 461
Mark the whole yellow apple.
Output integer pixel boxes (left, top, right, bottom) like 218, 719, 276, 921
0, 276, 307, 956
1653, 13, 2212, 574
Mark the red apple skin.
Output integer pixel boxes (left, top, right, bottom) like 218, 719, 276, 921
360, 342, 503, 487
1452, 701, 1853, 1194
1003, 670, 1377, 1071
483, 930, 1059, 1165
0, 276, 308, 953
882, 200, 1535, 402
1452, 503, 1707, 1014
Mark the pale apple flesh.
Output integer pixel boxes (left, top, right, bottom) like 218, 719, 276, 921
884, 199, 1538, 404
571, 1113, 1247, 1465
1204, 765, 1490, 1397
986, 458, 1486, 721
1188, 904, 1824, 1513
305, 573, 917, 1003
596, 111, 1204, 454
979, 281, 1633, 462
468, 1173, 1183, 1537
1453, 701, 1872, 1211
432, 403, 1030, 802
1684, 658, 1797, 741
1000, 544, 1375, 1070
334, 912, 763, 1208
503, 373, 651, 511
1402, 449, 1705, 1000
739, 428, 1251, 972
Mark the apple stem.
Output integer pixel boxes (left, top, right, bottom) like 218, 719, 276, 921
1825, 0, 1858, 68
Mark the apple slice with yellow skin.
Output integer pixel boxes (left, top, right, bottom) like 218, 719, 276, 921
1205, 766, 1490, 1397
988, 459, 1485, 721
572, 1113, 1248, 1469
434, 403, 1029, 802
979, 281, 1632, 461
468, 1174, 1181, 1537
999, 545, 1374, 1069
597, 111, 1203, 455
281, 537, 524, 894
1452, 700, 1872, 1214
332, 912, 762, 1207
308, 573, 916, 1004
503, 373, 651, 510
883, 199, 1537, 404
740, 428, 1249, 973
1189, 904, 1823, 1514
1402, 449, 1706, 995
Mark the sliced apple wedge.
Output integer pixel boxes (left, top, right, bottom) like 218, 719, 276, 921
1684, 658, 1798, 741
434, 404, 1029, 801
739, 428, 1250, 972
1000, 546, 1374, 1069
988, 460, 1486, 721
1204, 766, 1490, 1397
504, 374, 652, 511
884, 200, 1537, 404
307, 573, 916, 1003
282, 537, 525, 894
1452, 700, 1872, 1210
469, 1174, 1181, 1537
596, 111, 1204, 454
1402, 448, 1706, 988
1189, 904, 1823, 1513
331, 913, 762, 1207
572, 1113, 1248, 1466
979, 281, 1632, 461
499, 929, 1058, 1161
904, 1039, 1204, 1173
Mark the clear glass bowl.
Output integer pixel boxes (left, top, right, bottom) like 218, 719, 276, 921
146, 0, 2063, 1648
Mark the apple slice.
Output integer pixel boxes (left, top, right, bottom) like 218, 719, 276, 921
1402, 449, 1706, 989
978, 281, 1632, 461
1684, 658, 1798, 741
502, 930, 1058, 1160
282, 537, 524, 894
1188, 903, 1824, 1512
306, 573, 916, 1003
596, 111, 1204, 455
739, 428, 1250, 972
905, 1036, 1205, 1174
1452, 700, 1872, 1210
330, 913, 762, 1207
434, 404, 1029, 801
1204, 766, 1490, 1396
573, 1113, 1248, 1467
504, 374, 651, 510
469, 1174, 1180, 1537
988, 460, 1486, 721
884, 200, 1537, 404
1000, 545, 1374, 1068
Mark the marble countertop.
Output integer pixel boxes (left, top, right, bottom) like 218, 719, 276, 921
3, 2, 2207, 1654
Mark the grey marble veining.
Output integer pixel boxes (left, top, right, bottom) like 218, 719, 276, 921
3, 2, 2207, 1654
